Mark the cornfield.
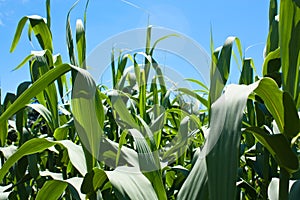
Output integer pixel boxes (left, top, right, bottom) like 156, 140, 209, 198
0, 0, 300, 199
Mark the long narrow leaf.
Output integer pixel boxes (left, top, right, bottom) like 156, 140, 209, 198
280, 0, 300, 100
0, 64, 72, 125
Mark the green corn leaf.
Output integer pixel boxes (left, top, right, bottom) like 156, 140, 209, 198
177, 157, 208, 199
36, 180, 68, 200
0, 138, 54, 181
25, 50, 59, 131
162, 116, 190, 161
26, 103, 54, 133
209, 36, 242, 104
10, 15, 53, 52
150, 76, 159, 105
0, 138, 87, 181
0, 120, 7, 147
262, 48, 281, 84
111, 48, 117, 87
178, 77, 298, 199
109, 90, 139, 130
106, 166, 159, 200
254, 78, 299, 139
71, 67, 103, 170
205, 83, 258, 200
53, 54, 67, 101
76, 19, 86, 69
149, 34, 179, 56
138, 70, 147, 119
280, 0, 300, 100
244, 127, 299, 173
283, 92, 300, 139
0, 64, 72, 126
0, 93, 16, 146
102, 138, 139, 168
145, 25, 151, 55
15, 82, 30, 142
66, 1, 79, 66
38, 173, 84, 199
185, 78, 209, 91
10, 17, 28, 52
53, 118, 74, 140
12, 54, 34, 71
116, 130, 128, 167
177, 87, 208, 108
179, 83, 254, 199
83, 0, 90, 28
265, 0, 279, 55
81, 167, 108, 195
56, 140, 87, 176
46, 0, 51, 29
152, 58, 167, 99
116, 53, 130, 86
94, 88, 105, 129
128, 128, 166, 200
239, 58, 254, 85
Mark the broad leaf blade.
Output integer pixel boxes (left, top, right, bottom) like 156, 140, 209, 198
0, 138, 55, 181
36, 180, 68, 200
245, 127, 299, 173
106, 166, 159, 200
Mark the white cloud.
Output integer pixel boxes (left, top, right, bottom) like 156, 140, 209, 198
0, 19, 3, 26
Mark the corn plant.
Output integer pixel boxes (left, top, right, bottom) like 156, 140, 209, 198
0, 0, 300, 199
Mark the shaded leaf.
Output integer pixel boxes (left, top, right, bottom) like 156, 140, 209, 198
245, 127, 299, 173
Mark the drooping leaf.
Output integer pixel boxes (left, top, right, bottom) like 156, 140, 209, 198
262, 48, 281, 76
0, 138, 87, 181
0, 64, 72, 126
254, 78, 299, 139
10, 15, 53, 52
177, 87, 208, 108
26, 103, 54, 132
12, 54, 35, 71
0, 138, 55, 181
56, 140, 87, 176
10, 17, 29, 52
245, 127, 299, 173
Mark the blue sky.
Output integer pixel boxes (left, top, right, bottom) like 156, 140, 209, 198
0, 0, 270, 96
